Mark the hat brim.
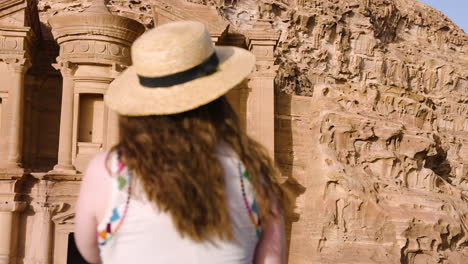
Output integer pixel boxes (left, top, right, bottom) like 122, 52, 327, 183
105, 46, 256, 116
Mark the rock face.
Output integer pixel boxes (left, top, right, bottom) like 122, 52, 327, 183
36, 0, 468, 263
246, 0, 468, 263
205, 1, 468, 262
214, 0, 468, 262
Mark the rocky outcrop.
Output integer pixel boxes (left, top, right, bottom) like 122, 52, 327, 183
259, 0, 468, 262
265, 0, 468, 262
38, 0, 468, 262
200, 1, 468, 263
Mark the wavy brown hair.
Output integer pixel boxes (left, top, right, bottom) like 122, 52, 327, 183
111, 96, 285, 241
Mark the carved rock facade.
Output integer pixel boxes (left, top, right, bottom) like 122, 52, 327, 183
0, 0, 466, 263
0, 0, 281, 263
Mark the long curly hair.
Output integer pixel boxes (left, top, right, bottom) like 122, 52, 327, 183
111, 96, 285, 241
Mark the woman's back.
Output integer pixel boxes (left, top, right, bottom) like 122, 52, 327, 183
74, 21, 286, 264
98, 148, 260, 263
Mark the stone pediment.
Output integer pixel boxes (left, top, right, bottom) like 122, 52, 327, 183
152, 0, 229, 42
0, 0, 40, 39
52, 211, 75, 225
0, 0, 25, 15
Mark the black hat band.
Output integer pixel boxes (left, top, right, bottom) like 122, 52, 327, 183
138, 52, 219, 88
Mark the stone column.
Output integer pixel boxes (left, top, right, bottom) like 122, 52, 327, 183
2, 58, 31, 170
0, 201, 26, 264
108, 64, 124, 149
246, 21, 280, 157
108, 109, 120, 148
25, 202, 65, 264
36, 204, 64, 264
246, 68, 278, 156
53, 61, 77, 173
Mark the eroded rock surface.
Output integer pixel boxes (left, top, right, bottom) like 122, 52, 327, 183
258, 0, 468, 262
38, 0, 468, 263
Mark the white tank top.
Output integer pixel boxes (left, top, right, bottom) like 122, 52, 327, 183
97, 149, 260, 263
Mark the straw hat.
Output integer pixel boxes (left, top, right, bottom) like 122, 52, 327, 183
105, 20, 256, 116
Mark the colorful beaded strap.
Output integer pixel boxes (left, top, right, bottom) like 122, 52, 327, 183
97, 156, 261, 246
238, 162, 262, 238
97, 157, 132, 247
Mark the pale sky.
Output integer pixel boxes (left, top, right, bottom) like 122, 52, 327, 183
419, 0, 468, 33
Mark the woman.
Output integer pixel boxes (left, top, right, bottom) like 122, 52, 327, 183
75, 20, 286, 263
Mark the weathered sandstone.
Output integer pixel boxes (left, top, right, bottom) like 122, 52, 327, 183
0, 0, 466, 263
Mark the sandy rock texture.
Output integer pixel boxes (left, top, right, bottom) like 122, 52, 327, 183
247, 0, 468, 263
38, 0, 468, 263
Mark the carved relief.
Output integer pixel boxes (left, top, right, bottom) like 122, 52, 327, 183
58, 40, 130, 64
2, 37, 18, 50
0, 37, 26, 57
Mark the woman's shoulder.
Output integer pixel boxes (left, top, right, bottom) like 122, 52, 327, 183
79, 152, 116, 229
83, 151, 114, 182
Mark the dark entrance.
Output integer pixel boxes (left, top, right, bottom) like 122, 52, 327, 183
67, 233, 88, 264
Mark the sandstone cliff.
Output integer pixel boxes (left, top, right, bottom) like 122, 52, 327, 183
38, 0, 468, 263
242, 0, 468, 263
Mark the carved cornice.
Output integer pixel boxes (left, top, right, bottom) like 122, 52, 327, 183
74, 76, 114, 85
55, 39, 132, 66
0, 169, 24, 179
48, 11, 145, 47
0, 177, 28, 212
247, 20, 281, 48
30, 202, 69, 231
52, 60, 77, 77
0, 27, 35, 62
48, 4, 144, 67
33, 202, 66, 215
4, 57, 31, 73
28, 178, 56, 208
39, 173, 83, 182
152, 0, 229, 44
247, 20, 280, 66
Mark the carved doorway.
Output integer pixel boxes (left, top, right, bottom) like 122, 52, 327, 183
67, 233, 88, 264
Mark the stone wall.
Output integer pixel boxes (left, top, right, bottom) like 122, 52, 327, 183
36, 0, 468, 263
